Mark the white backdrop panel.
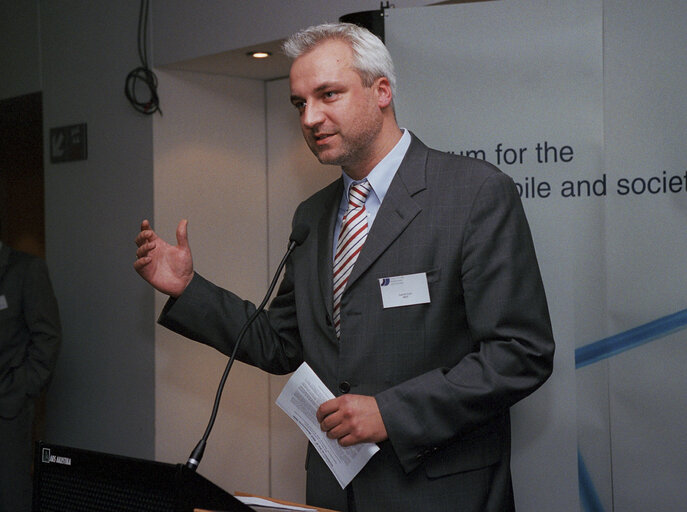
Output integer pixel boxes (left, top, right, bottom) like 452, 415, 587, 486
603, 0, 687, 509
386, 1, 604, 509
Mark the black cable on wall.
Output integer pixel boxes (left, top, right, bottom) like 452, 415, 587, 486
125, 0, 162, 116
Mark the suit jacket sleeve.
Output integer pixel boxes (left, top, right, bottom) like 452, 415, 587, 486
157, 181, 337, 375
375, 170, 554, 473
158, 266, 304, 376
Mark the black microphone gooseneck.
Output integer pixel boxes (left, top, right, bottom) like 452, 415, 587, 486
185, 224, 310, 471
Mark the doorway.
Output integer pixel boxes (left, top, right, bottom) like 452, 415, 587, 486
0, 91, 44, 256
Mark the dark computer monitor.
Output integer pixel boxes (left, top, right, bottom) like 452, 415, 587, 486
33, 442, 251, 512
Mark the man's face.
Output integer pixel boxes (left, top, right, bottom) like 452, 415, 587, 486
289, 39, 384, 173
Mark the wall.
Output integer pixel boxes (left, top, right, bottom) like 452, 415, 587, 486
0, 1, 41, 99
40, 1, 155, 458
152, 69, 270, 494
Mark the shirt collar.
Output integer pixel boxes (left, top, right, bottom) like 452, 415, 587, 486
342, 128, 411, 201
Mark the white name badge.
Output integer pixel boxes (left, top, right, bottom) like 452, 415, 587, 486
0, 295, 7, 310
378, 272, 431, 309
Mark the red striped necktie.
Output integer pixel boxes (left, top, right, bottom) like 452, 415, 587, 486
333, 180, 372, 338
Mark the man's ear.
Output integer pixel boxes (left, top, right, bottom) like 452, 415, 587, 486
375, 77, 393, 109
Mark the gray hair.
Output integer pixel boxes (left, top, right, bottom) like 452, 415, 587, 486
282, 22, 397, 97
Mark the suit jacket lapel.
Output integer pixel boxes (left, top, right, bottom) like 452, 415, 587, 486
346, 134, 428, 290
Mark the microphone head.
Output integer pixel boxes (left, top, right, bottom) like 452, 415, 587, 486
289, 224, 310, 246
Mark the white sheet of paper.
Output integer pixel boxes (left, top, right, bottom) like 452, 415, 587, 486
236, 495, 316, 511
378, 272, 431, 308
276, 362, 380, 489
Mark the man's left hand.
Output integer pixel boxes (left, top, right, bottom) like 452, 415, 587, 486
316, 394, 388, 446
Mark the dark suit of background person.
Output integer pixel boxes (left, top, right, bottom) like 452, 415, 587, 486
157, 133, 554, 511
0, 242, 61, 511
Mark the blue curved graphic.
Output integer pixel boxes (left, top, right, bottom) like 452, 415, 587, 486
575, 308, 687, 369
576, 307, 687, 511
578, 450, 605, 512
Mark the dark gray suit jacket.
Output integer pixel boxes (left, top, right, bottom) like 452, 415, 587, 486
0, 244, 61, 419
160, 134, 554, 511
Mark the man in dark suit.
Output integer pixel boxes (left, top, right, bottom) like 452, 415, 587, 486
0, 240, 62, 511
135, 23, 554, 512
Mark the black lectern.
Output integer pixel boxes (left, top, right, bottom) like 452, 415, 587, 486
33, 442, 252, 512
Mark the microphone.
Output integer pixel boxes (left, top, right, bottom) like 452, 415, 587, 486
185, 224, 310, 471
288, 223, 310, 251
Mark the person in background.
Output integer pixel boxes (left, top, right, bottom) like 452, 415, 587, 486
135, 22, 554, 512
0, 229, 62, 512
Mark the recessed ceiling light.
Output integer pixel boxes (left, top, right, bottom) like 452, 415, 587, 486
247, 51, 272, 59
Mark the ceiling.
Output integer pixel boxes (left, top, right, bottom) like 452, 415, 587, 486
160, 1, 493, 81
161, 38, 292, 81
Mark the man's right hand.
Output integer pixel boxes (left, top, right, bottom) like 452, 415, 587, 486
134, 219, 194, 298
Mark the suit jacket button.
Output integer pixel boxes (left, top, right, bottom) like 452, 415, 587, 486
338, 381, 351, 394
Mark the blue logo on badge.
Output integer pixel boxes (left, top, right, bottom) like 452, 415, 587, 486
380, 278, 390, 286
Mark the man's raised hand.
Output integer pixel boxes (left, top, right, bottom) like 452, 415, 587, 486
134, 219, 194, 298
